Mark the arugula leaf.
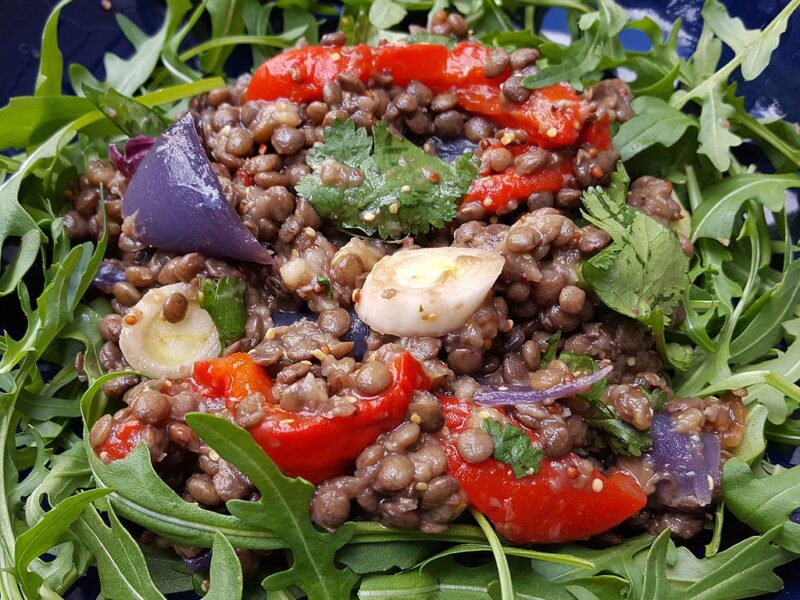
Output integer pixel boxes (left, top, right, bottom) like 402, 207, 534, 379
35, 0, 73, 96
404, 32, 458, 49
140, 544, 195, 595
337, 541, 438, 574
723, 458, 800, 553
205, 532, 243, 600
733, 404, 768, 464
691, 173, 800, 241
200, 277, 246, 346
637, 526, 793, 599
613, 96, 698, 161
297, 120, 477, 239
702, 0, 789, 81
580, 164, 690, 328
72, 504, 166, 600
14, 488, 111, 598
369, 0, 407, 29
200, 0, 245, 74
185, 413, 359, 600
696, 84, 742, 172
523, 25, 603, 90
729, 261, 800, 364
481, 419, 543, 478
82, 85, 169, 138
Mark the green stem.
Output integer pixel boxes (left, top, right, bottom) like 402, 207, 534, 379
471, 509, 514, 600
672, 0, 800, 109
0, 393, 25, 600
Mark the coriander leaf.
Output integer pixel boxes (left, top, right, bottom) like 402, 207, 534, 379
613, 97, 697, 161
369, 0, 407, 29
481, 419, 543, 478
200, 277, 246, 345
72, 504, 166, 600
297, 120, 477, 239
587, 416, 652, 457
540, 331, 561, 366
580, 164, 690, 327
82, 84, 169, 138
14, 488, 111, 598
723, 458, 800, 553
204, 532, 243, 600
200, 0, 245, 74
691, 173, 800, 241
696, 84, 742, 172
185, 413, 359, 600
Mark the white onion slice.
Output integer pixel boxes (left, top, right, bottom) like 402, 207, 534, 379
355, 247, 504, 337
119, 283, 221, 379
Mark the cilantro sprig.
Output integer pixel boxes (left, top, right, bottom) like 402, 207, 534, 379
296, 120, 478, 239
481, 418, 544, 478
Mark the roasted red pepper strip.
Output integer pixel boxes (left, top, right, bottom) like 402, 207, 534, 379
578, 113, 613, 151
455, 84, 588, 148
245, 45, 374, 104
192, 352, 429, 483
439, 395, 647, 544
464, 162, 573, 213
97, 418, 144, 461
245, 44, 587, 145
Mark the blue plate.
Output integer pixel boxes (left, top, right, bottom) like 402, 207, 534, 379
2, 1, 798, 598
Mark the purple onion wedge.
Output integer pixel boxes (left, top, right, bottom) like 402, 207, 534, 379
647, 413, 721, 508
182, 550, 212, 573
474, 364, 613, 406
122, 113, 273, 264
108, 135, 155, 178
92, 259, 127, 293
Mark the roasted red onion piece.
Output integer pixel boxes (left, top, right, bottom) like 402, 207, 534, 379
108, 135, 155, 178
92, 259, 127, 293
647, 413, 721, 508
474, 364, 613, 406
122, 113, 273, 264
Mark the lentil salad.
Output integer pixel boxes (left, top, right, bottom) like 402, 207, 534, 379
2, 0, 800, 599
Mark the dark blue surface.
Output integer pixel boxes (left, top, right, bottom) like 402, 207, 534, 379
2, 1, 799, 598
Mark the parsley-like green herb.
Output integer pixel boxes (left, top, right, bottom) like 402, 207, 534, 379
199, 277, 246, 346
296, 120, 478, 239
481, 419, 544, 479
559, 352, 652, 457
581, 163, 690, 329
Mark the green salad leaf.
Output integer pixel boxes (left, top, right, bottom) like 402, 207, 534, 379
297, 120, 478, 238
481, 419, 544, 479
200, 277, 247, 346
580, 164, 690, 327
73, 504, 166, 600
723, 458, 800, 553
204, 532, 243, 600
185, 413, 359, 600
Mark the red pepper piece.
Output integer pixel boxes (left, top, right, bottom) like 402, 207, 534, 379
439, 395, 647, 544
97, 418, 144, 461
463, 162, 573, 213
373, 43, 450, 89
192, 352, 429, 483
456, 84, 588, 148
444, 42, 508, 87
245, 45, 374, 103
578, 113, 613, 151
